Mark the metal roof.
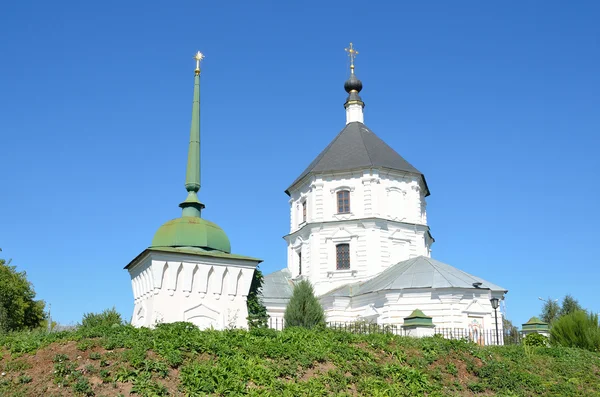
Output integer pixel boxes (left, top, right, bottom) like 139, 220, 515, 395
286, 122, 429, 195
324, 256, 507, 297
260, 268, 294, 302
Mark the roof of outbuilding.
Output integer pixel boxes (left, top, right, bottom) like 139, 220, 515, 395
324, 256, 507, 297
285, 122, 429, 196
260, 268, 294, 303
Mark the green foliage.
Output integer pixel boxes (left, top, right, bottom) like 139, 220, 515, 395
283, 279, 325, 329
131, 373, 169, 396
3, 359, 32, 372
80, 307, 124, 329
560, 294, 583, 317
523, 333, 548, 347
72, 377, 94, 396
550, 310, 600, 351
17, 374, 32, 384
3, 319, 600, 396
246, 267, 268, 329
540, 294, 585, 325
446, 362, 458, 376
540, 297, 561, 324
502, 317, 520, 345
0, 258, 46, 333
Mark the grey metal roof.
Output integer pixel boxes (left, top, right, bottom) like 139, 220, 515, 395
286, 122, 429, 196
260, 268, 294, 301
324, 256, 507, 298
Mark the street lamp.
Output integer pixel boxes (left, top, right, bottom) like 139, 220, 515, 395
490, 297, 500, 345
538, 297, 558, 303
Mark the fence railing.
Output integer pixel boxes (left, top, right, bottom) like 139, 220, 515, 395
267, 318, 522, 346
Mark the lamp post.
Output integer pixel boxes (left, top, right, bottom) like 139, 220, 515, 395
538, 297, 558, 304
490, 297, 500, 345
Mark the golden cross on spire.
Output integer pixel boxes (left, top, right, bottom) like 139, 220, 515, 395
194, 51, 204, 74
345, 42, 358, 73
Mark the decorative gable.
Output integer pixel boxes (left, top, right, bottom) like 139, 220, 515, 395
463, 299, 488, 315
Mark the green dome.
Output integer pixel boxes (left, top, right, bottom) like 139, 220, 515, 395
151, 216, 231, 253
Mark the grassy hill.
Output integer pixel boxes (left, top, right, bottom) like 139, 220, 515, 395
1, 323, 599, 396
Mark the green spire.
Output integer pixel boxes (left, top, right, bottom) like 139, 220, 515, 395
179, 51, 205, 217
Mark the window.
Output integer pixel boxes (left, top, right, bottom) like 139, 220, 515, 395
298, 252, 302, 275
336, 244, 350, 270
337, 190, 350, 213
302, 201, 307, 222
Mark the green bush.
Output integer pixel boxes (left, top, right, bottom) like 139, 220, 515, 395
283, 280, 325, 329
550, 310, 600, 352
523, 333, 548, 347
80, 307, 124, 329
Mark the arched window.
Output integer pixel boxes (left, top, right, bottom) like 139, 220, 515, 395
336, 243, 350, 270
337, 190, 350, 213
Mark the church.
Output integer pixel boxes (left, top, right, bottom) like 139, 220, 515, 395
260, 44, 507, 333
123, 45, 507, 336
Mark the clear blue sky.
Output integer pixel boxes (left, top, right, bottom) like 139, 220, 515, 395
1, 0, 598, 327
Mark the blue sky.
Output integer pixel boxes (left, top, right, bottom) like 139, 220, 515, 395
1, 1, 598, 327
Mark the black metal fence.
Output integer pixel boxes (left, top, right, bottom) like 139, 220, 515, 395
267, 318, 522, 346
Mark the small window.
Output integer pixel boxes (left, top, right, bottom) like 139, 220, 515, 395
337, 190, 350, 213
336, 244, 350, 270
298, 252, 302, 275
302, 201, 307, 223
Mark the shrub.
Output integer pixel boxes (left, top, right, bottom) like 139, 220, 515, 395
80, 307, 124, 329
523, 333, 548, 347
550, 310, 600, 352
283, 280, 325, 329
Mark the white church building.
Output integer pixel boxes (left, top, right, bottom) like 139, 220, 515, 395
122, 46, 507, 338
261, 45, 507, 334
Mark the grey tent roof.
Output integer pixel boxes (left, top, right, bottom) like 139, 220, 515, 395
324, 256, 507, 298
260, 268, 294, 303
286, 122, 429, 196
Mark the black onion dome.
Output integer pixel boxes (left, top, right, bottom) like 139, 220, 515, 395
344, 74, 363, 93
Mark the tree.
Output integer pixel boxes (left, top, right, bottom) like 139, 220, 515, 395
502, 317, 520, 344
0, 258, 46, 333
284, 280, 325, 329
540, 297, 561, 324
559, 294, 583, 317
246, 267, 268, 329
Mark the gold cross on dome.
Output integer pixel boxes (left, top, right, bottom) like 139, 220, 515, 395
345, 42, 358, 72
194, 51, 204, 72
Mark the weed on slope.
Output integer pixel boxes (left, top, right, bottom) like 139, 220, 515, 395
1, 323, 600, 396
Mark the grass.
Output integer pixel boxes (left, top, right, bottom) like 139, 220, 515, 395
0, 322, 599, 396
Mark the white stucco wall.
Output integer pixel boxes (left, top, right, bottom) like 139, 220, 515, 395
285, 169, 432, 296
128, 251, 258, 330
289, 169, 428, 229
266, 287, 505, 335
322, 289, 504, 331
